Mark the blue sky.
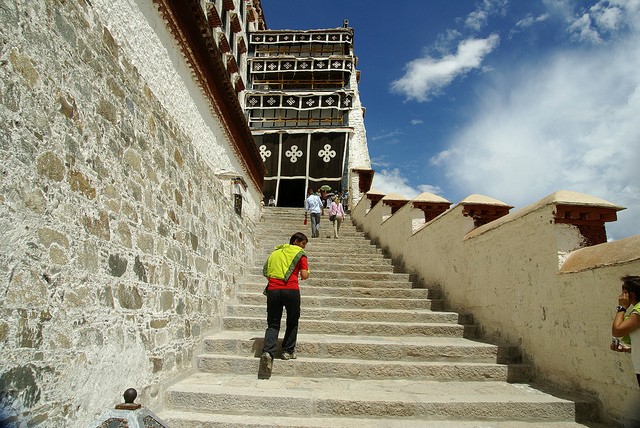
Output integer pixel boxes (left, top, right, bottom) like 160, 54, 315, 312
261, 0, 640, 240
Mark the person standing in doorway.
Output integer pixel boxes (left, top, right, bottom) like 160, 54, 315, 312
611, 275, 640, 386
329, 195, 346, 239
258, 232, 309, 380
304, 188, 323, 238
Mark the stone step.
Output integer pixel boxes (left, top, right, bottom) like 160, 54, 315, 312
257, 219, 355, 227
226, 304, 459, 323
255, 252, 391, 266
202, 331, 503, 363
257, 220, 357, 228
258, 241, 381, 254
160, 207, 596, 427
235, 293, 442, 310
244, 270, 411, 282
163, 373, 588, 423
222, 317, 469, 337
257, 230, 363, 239
237, 284, 430, 299
240, 277, 414, 289
160, 411, 595, 428
196, 354, 515, 382
257, 230, 362, 239
248, 261, 394, 274
306, 254, 392, 265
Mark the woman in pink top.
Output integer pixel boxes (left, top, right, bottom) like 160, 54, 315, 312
329, 196, 346, 239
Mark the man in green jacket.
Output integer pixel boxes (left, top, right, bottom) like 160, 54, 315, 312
258, 232, 309, 380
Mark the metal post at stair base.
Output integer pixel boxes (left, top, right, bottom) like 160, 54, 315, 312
87, 388, 168, 428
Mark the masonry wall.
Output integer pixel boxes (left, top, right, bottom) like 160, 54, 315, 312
352, 191, 640, 426
0, 0, 259, 426
346, 69, 371, 210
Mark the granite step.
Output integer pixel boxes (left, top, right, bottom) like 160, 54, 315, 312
202, 331, 503, 363
257, 243, 382, 255
234, 293, 442, 310
222, 317, 470, 337
255, 252, 390, 264
160, 411, 596, 428
158, 208, 594, 426
243, 270, 411, 282
240, 277, 414, 289
226, 304, 458, 323
196, 354, 514, 382
163, 373, 590, 423
236, 284, 430, 299
258, 231, 365, 240
248, 261, 395, 274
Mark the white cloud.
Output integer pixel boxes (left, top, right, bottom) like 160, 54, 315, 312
372, 169, 442, 198
466, 10, 488, 31
417, 184, 445, 195
371, 130, 402, 142
410, 119, 424, 125
568, 13, 603, 43
464, 0, 509, 31
391, 34, 500, 102
430, 35, 640, 240
556, 0, 640, 43
591, 3, 624, 32
513, 13, 550, 30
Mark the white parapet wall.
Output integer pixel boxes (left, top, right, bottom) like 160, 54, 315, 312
352, 189, 640, 426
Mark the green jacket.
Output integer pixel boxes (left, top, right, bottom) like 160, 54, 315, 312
263, 244, 306, 282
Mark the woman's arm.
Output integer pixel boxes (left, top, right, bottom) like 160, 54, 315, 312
612, 312, 640, 336
612, 292, 640, 336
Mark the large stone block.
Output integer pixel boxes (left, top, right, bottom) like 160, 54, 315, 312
68, 169, 96, 199
9, 49, 40, 88
116, 283, 143, 310
133, 255, 148, 282
36, 152, 65, 182
84, 210, 111, 240
108, 253, 128, 277
6, 270, 48, 308
37, 227, 69, 249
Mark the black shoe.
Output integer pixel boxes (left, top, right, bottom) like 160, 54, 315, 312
258, 352, 272, 379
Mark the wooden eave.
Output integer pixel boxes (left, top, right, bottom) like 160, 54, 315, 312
412, 201, 451, 222
554, 204, 620, 225
366, 192, 384, 208
249, 0, 267, 30
230, 12, 242, 33
218, 31, 231, 53
234, 75, 245, 92
383, 198, 408, 214
461, 203, 512, 228
237, 35, 247, 54
205, 2, 222, 28
226, 54, 239, 73
152, 0, 265, 190
223, 0, 235, 11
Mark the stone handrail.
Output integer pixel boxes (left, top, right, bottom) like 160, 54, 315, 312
352, 189, 640, 426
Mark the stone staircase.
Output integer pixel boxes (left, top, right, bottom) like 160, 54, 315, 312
159, 207, 597, 427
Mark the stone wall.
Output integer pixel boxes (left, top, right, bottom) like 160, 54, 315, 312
352, 190, 640, 426
347, 67, 371, 210
0, 0, 258, 426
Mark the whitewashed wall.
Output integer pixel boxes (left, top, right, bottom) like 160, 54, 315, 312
91, 0, 262, 219
352, 190, 640, 426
